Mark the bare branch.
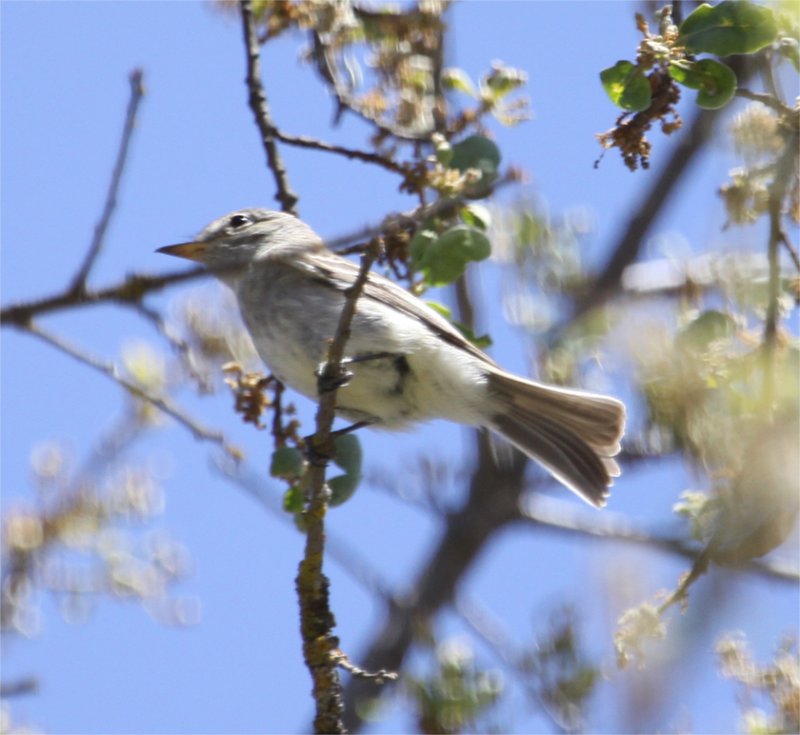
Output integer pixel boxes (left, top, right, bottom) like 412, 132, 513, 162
1, 265, 207, 327
0, 677, 38, 699
22, 321, 240, 459
1, 168, 518, 331
735, 88, 795, 116
519, 493, 799, 584
780, 230, 800, 273
271, 128, 410, 176
657, 547, 713, 615
134, 301, 213, 392
239, 0, 298, 215
70, 69, 145, 295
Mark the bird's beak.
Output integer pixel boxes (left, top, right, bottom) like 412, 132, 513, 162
156, 241, 209, 261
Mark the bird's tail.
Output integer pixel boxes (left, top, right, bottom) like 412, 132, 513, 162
487, 371, 626, 507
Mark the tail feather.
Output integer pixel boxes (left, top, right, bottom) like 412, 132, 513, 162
487, 371, 626, 507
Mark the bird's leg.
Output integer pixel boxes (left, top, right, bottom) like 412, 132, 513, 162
303, 421, 371, 465
315, 351, 404, 393
342, 351, 401, 365
331, 420, 371, 438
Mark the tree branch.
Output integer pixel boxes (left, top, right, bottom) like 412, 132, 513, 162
69, 69, 145, 295
240, 0, 299, 215
270, 128, 410, 176
779, 230, 800, 273
735, 88, 795, 116
20, 321, 239, 458
0, 265, 207, 327
1, 178, 515, 328
297, 241, 380, 734
518, 493, 798, 584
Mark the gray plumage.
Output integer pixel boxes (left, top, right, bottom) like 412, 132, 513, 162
159, 208, 626, 507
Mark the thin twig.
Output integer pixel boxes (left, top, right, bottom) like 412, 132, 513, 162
310, 30, 433, 142
22, 322, 240, 459
0, 677, 38, 698
239, 0, 299, 215
763, 130, 799, 401
272, 128, 409, 176
135, 301, 214, 393
735, 88, 794, 116
296, 241, 380, 734
779, 230, 800, 273
657, 547, 713, 615
69, 69, 145, 295
326, 171, 517, 252
330, 650, 398, 684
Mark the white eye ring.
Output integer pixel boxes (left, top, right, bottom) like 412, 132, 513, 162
228, 214, 251, 229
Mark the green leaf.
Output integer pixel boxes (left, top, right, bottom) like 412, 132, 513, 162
449, 135, 501, 197
481, 64, 527, 101
328, 433, 362, 507
669, 59, 737, 108
328, 474, 359, 506
460, 203, 492, 230
410, 228, 438, 270
441, 67, 477, 97
282, 484, 304, 514
332, 433, 362, 475
421, 225, 492, 286
434, 139, 454, 166
424, 300, 451, 319
679, 1, 778, 55
600, 60, 652, 111
270, 446, 304, 479
452, 321, 493, 349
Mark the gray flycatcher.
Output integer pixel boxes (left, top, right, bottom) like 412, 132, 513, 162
159, 208, 626, 507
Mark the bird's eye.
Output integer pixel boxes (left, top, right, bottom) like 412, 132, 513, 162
228, 214, 251, 229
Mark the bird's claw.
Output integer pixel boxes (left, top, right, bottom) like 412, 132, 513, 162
315, 363, 353, 393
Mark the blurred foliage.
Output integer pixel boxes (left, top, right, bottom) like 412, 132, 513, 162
721, 103, 800, 228
614, 602, 667, 669
717, 633, 800, 734
520, 608, 601, 731
215, 0, 528, 141
406, 637, 504, 735
1, 440, 196, 636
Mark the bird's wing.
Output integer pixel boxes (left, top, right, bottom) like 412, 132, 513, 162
299, 250, 499, 368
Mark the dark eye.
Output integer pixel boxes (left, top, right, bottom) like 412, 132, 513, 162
229, 214, 251, 229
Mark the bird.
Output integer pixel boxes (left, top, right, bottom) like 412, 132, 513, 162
158, 208, 625, 507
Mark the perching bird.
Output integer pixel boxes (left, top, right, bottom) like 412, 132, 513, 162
159, 208, 625, 506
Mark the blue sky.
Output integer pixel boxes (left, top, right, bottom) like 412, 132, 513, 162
2, 1, 797, 733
